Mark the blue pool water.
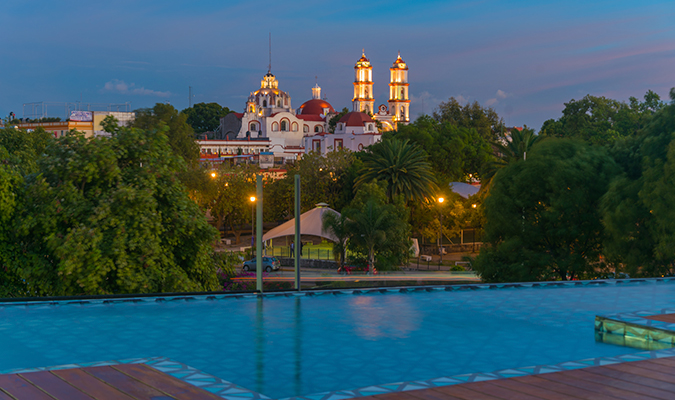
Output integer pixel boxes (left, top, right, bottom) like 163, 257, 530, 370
1, 280, 675, 399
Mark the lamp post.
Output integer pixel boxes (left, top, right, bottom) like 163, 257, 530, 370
250, 196, 256, 247
438, 197, 444, 270
471, 203, 477, 253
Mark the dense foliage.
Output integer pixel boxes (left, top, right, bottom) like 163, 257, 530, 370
0, 125, 219, 296
182, 102, 233, 134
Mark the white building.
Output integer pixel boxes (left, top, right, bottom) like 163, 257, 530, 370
302, 51, 409, 154
202, 51, 410, 161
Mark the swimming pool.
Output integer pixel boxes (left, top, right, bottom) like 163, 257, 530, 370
1, 280, 675, 399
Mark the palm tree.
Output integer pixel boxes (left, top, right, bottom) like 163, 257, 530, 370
344, 199, 400, 271
321, 210, 350, 268
482, 127, 540, 190
356, 139, 438, 203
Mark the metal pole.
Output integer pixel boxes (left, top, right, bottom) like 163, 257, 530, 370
294, 174, 301, 290
439, 210, 443, 269
256, 175, 263, 292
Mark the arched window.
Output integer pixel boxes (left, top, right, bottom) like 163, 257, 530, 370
272, 122, 279, 131
263, 100, 267, 107
280, 120, 288, 131
277, 100, 281, 107
368, 124, 373, 131
303, 125, 309, 133
314, 125, 323, 133
365, 105, 370, 113
250, 122, 257, 131
292, 122, 298, 131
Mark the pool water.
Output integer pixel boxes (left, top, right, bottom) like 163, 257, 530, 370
1, 280, 674, 399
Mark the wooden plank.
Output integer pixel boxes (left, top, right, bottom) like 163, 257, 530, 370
584, 363, 675, 392
0, 389, 15, 400
537, 368, 662, 400
433, 384, 504, 400
51, 368, 135, 400
373, 392, 423, 400
647, 357, 675, 368
0, 374, 54, 400
459, 381, 544, 400
643, 314, 675, 324
82, 366, 175, 400
564, 368, 673, 400
405, 387, 466, 400
605, 361, 675, 384
634, 359, 675, 377
513, 375, 618, 400
489, 378, 574, 400
112, 364, 224, 400
19, 371, 95, 400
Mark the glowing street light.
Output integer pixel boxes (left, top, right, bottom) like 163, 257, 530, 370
211, 172, 217, 178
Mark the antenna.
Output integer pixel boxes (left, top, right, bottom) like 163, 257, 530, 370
268, 33, 272, 73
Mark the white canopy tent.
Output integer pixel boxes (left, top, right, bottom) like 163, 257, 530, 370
263, 204, 340, 243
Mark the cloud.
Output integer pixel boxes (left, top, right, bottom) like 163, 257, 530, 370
101, 79, 171, 97
485, 98, 498, 106
497, 89, 509, 99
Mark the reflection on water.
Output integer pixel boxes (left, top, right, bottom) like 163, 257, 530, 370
255, 297, 264, 393
347, 295, 421, 340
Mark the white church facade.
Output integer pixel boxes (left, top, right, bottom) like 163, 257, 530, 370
198, 51, 410, 162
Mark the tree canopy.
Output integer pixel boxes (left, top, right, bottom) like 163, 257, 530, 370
357, 138, 438, 204
182, 102, 232, 134
539, 91, 666, 145
473, 138, 619, 282
0, 126, 219, 296
133, 103, 200, 166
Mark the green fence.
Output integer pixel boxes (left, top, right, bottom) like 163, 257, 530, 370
269, 246, 334, 260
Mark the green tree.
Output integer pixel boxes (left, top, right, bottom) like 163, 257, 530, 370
208, 164, 260, 245
433, 97, 505, 141
389, 115, 494, 183
343, 182, 411, 270
473, 139, 619, 282
481, 127, 540, 190
328, 107, 349, 133
4, 127, 219, 296
602, 98, 675, 276
321, 211, 350, 268
540, 91, 665, 145
182, 102, 232, 134
133, 103, 200, 166
357, 138, 438, 204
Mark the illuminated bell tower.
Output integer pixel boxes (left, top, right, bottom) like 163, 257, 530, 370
388, 52, 410, 124
352, 51, 374, 114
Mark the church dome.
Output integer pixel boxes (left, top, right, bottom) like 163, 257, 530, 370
339, 111, 374, 127
392, 52, 408, 70
355, 52, 371, 68
298, 99, 335, 115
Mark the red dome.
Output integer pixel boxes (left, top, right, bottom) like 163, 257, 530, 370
339, 111, 374, 127
298, 99, 335, 115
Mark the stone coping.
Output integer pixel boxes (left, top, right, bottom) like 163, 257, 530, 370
2, 277, 672, 308
596, 308, 675, 350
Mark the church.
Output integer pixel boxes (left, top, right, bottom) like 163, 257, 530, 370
198, 51, 410, 164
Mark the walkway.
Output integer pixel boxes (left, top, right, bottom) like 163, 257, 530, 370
0, 363, 222, 400
359, 356, 675, 400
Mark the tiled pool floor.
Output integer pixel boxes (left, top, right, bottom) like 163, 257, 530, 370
2, 279, 675, 399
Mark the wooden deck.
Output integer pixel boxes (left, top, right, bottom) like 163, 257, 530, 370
644, 313, 675, 324
358, 356, 675, 400
0, 363, 223, 400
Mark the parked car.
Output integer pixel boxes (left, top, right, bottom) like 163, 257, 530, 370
243, 257, 281, 273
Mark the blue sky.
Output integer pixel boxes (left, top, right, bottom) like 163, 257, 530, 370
1, 0, 674, 129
